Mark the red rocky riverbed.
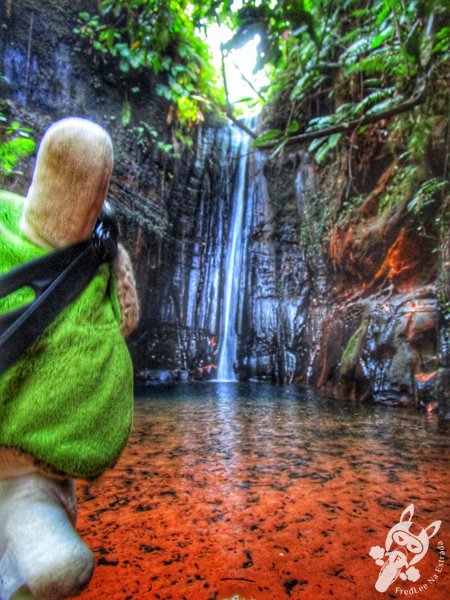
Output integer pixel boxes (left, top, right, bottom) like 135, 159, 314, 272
76, 384, 449, 600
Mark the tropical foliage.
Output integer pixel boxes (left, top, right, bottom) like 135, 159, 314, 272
74, 0, 224, 128
0, 111, 36, 175
241, 0, 449, 159
73, 0, 449, 166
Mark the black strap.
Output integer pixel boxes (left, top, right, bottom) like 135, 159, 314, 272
0, 209, 118, 375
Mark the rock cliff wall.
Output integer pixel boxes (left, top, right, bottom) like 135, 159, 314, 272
238, 145, 448, 409
0, 0, 240, 381
1, 0, 448, 408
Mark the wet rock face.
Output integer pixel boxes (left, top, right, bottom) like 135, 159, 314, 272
241, 146, 447, 408
238, 152, 311, 383
130, 126, 239, 380
338, 294, 439, 405
0, 0, 239, 382
1, 0, 447, 406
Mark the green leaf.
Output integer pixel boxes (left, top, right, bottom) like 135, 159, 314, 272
366, 96, 400, 115
308, 136, 326, 153
376, 4, 390, 27
314, 140, 333, 163
252, 129, 283, 148
287, 121, 300, 134
307, 115, 334, 132
351, 9, 370, 18
9, 137, 36, 156
328, 133, 341, 149
119, 59, 130, 73
157, 141, 173, 154
406, 178, 449, 214
0, 137, 36, 174
121, 100, 131, 126
405, 20, 421, 62
354, 87, 395, 114
98, 1, 112, 14
371, 28, 394, 51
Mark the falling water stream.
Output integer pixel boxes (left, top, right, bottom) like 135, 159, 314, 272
216, 127, 252, 381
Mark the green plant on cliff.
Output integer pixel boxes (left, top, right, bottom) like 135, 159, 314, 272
407, 177, 449, 214
0, 111, 36, 175
243, 0, 449, 159
74, 0, 224, 130
340, 320, 367, 377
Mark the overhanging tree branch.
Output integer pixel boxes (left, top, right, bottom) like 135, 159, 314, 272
256, 78, 429, 151
218, 40, 257, 139
231, 57, 266, 103
224, 110, 257, 138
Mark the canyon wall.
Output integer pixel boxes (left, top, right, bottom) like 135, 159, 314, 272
0, 0, 240, 380
239, 146, 448, 409
1, 0, 448, 408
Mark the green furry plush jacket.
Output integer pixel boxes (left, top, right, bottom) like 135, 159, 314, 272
0, 190, 133, 479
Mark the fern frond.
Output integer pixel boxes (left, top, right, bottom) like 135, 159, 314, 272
354, 87, 395, 114
366, 96, 403, 115
344, 47, 400, 76
342, 37, 371, 61
407, 178, 449, 213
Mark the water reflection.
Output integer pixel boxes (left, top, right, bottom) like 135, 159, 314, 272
77, 383, 449, 600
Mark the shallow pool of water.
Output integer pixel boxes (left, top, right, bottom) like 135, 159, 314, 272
77, 383, 449, 599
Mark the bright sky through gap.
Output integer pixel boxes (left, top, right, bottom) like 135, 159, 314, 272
205, 22, 269, 115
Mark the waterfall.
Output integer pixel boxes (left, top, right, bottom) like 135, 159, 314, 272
216, 127, 252, 381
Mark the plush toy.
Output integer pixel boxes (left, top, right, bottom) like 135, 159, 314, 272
0, 118, 139, 599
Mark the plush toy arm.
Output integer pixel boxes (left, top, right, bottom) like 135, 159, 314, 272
113, 244, 140, 337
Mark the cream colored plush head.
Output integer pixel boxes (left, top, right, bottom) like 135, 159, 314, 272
21, 117, 113, 249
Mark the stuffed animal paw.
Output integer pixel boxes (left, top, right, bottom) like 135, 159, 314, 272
0, 118, 138, 599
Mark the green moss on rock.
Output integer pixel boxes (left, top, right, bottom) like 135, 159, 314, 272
340, 320, 368, 376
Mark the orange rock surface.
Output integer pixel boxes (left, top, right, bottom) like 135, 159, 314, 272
76, 387, 449, 599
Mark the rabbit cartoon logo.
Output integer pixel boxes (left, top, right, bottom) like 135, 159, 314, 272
369, 504, 441, 593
